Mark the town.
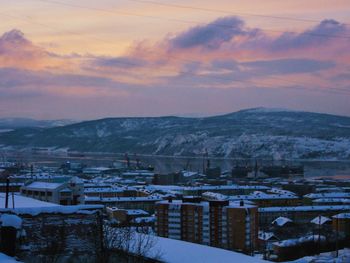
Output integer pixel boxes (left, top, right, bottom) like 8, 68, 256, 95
0, 152, 349, 262
1, 0, 350, 262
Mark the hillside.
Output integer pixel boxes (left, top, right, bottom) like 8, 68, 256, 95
1, 108, 350, 160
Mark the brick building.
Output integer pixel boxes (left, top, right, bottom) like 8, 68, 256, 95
155, 199, 258, 253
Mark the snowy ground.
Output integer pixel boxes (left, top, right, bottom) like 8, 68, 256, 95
127, 232, 268, 263
288, 248, 350, 263
0, 253, 22, 262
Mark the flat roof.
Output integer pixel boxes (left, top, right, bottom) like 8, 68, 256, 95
0, 193, 59, 209
24, 182, 63, 190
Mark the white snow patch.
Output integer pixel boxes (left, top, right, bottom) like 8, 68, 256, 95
0, 214, 22, 229
272, 216, 293, 226
0, 253, 22, 263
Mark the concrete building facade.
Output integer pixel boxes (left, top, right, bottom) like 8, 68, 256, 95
20, 177, 84, 205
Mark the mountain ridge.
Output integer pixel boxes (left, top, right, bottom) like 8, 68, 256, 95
1, 108, 350, 160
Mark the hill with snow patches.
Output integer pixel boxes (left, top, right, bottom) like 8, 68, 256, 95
1, 108, 350, 160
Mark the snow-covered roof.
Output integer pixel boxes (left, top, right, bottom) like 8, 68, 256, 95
229, 192, 298, 201
107, 207, 148, 216
268, 188, 297, 196
142, 185, 185, 194
258, 231, 277, 241
202, 191, 228, 201
145, 185, 270, 193
313, 198, 350, 204
184, 185, 270, 191
84, 187, 124, 193
0, 205, 103, 216
310, 216, 331, 225
85, 196, 162, 202
83, 167, 112, 173
0, 214, 22, 229
259, 205, 350, 213
304, 192, 350, 199
69, 176, 84, 184
24, 181, 63, 190
0, 193, 59, 209
333, 213, 350, 219
272, 216, 293, 226
157, 200, 256, 209
126, 209, 148, 216
181, 171, 198, 177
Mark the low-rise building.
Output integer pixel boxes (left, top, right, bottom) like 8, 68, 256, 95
259, 205, 350, 227
106, 207, 149, 224
20, 177, 84, 205
85, 196, 163, 213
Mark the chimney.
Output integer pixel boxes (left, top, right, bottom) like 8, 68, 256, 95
240, 200, 244, 207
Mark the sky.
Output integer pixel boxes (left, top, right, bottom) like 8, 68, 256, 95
0, 0, 350, 119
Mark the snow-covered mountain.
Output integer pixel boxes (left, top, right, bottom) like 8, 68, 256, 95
0, 118, 77, 129
1, 108, 350, 160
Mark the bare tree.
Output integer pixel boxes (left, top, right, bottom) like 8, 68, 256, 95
103, 222, 162, 262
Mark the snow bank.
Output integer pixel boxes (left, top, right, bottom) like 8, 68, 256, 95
274, 235, 325, 248
127, 232, 268, 263
289, 248, 350, 263
0, 253, 22, 263
0, 214, 22, 229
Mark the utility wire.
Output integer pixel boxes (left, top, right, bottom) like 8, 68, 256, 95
127, 0, 350, 26
0, 11, 114, 45
34, 0, 350, 40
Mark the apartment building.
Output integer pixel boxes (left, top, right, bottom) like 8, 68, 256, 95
155, 199, 258, 253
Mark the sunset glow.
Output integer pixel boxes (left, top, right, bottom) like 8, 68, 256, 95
1, 0, 350, 119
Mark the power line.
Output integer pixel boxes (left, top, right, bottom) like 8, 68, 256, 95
127, 0, 350, 27
1, 6, 349, 96
0, 12, 114, 45
34, 0, 350, 40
